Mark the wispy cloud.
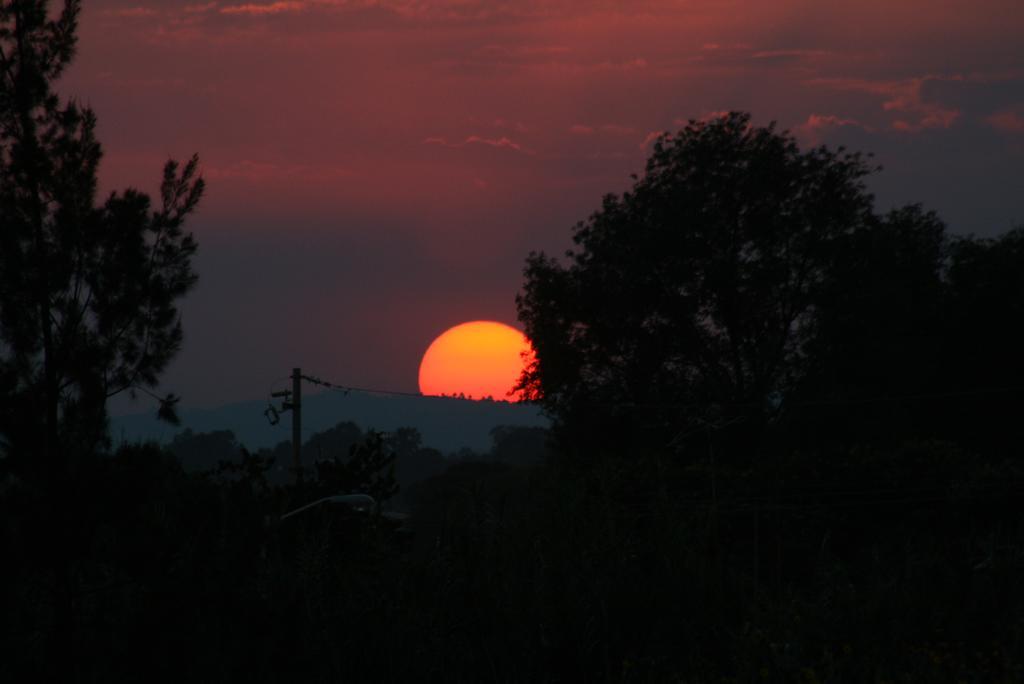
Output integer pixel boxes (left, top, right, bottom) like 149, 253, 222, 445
809, 76, 962, 132
986, 108, 1024, 133
105, 7, 159, 18
184, 2, 219, 13
220, 1, 306, 16
793, 114, 873, 144
640, 130, 667, 148
569, 123, 636, 136
424, 134, 528, 152
465, 135, 522, 150
674, 111, 732, 127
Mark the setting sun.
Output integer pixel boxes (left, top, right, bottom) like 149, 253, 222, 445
418, 321, 534, 401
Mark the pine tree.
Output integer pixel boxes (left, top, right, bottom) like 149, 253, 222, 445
0, 0, 204, 476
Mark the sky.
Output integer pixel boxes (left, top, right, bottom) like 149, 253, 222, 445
59, 0, 1024, 411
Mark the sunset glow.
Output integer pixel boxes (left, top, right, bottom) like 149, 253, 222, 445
418, 321, 534, 401
65, 0, 1023, 408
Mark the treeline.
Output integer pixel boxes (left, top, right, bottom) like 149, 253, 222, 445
165, 421, 550, 492
3, 413, 1021, 681
0, 420, 551, 681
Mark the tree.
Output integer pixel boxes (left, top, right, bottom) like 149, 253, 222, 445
0, 0, 203, 476
939, 226, 1024, 454
516, 112, 939, 458
489, 424, 549, 465
168, 428, 242, 472
386, 426, 445, 489
303, 420, 364, 463
312, 430, 399, 505
789, 204, 950, 446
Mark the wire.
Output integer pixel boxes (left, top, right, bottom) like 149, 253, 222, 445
291, 371, 1024, 410
301, 372, 505, 401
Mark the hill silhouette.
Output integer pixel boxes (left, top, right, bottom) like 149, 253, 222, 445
111, 389, 548, 454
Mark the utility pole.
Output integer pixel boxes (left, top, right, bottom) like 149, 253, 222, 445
291, 367, 302, 480
266, 369, 304, 483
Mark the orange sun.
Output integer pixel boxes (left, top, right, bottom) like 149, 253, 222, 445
418, 320, 534, 401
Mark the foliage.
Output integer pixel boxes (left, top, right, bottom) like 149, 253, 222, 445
0, 0, 204, 474
516, 113, 882, 453
311, 429, 399, 504
516, 112, 1024, 465
386, 426, 446, 492
302, 419, 363, 461
167, 428, 241, 472
941, 227, 1024, 454
489, 424, 551, 465
6, 434, 1019, 682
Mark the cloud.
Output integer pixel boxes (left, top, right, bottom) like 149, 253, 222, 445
423, 135, 528, 152
105, 7, 159, 18
640, 130, 667, 148
673, 111, 732, 127
569, 123, 635, 136
700, 42, 752, 52
220, 1, 305, 16
986, 108, 1024, 133
809, 76, 962, 133
465, 135, 523, 151
184, 2, 219, 13
793, 114, 873, 144
205, 0, 673, 26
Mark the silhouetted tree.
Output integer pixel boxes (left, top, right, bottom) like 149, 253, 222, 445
0, 7, 203, 672
312, 430, 398, 504
490, 424, 550, 465
167, 428, 243, 472
0, 0, 203, 476
778, 204, 952, 448
304, 420, 363, 462
940, 226, 1024, 454
386, 426, 445, 489
517, 112, 881, 456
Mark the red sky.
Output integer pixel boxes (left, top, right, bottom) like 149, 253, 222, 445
63, 0, 1024, 410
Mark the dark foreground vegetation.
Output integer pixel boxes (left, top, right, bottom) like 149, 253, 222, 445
3, 0, 1024, 681
2, 426, 1023, 682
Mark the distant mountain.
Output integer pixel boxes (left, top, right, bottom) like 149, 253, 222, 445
111, 390, 549, 454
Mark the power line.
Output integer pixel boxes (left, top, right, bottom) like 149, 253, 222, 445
299, 372, 529, 402
280, 371, 1024, 410
300, 373, 428, 400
